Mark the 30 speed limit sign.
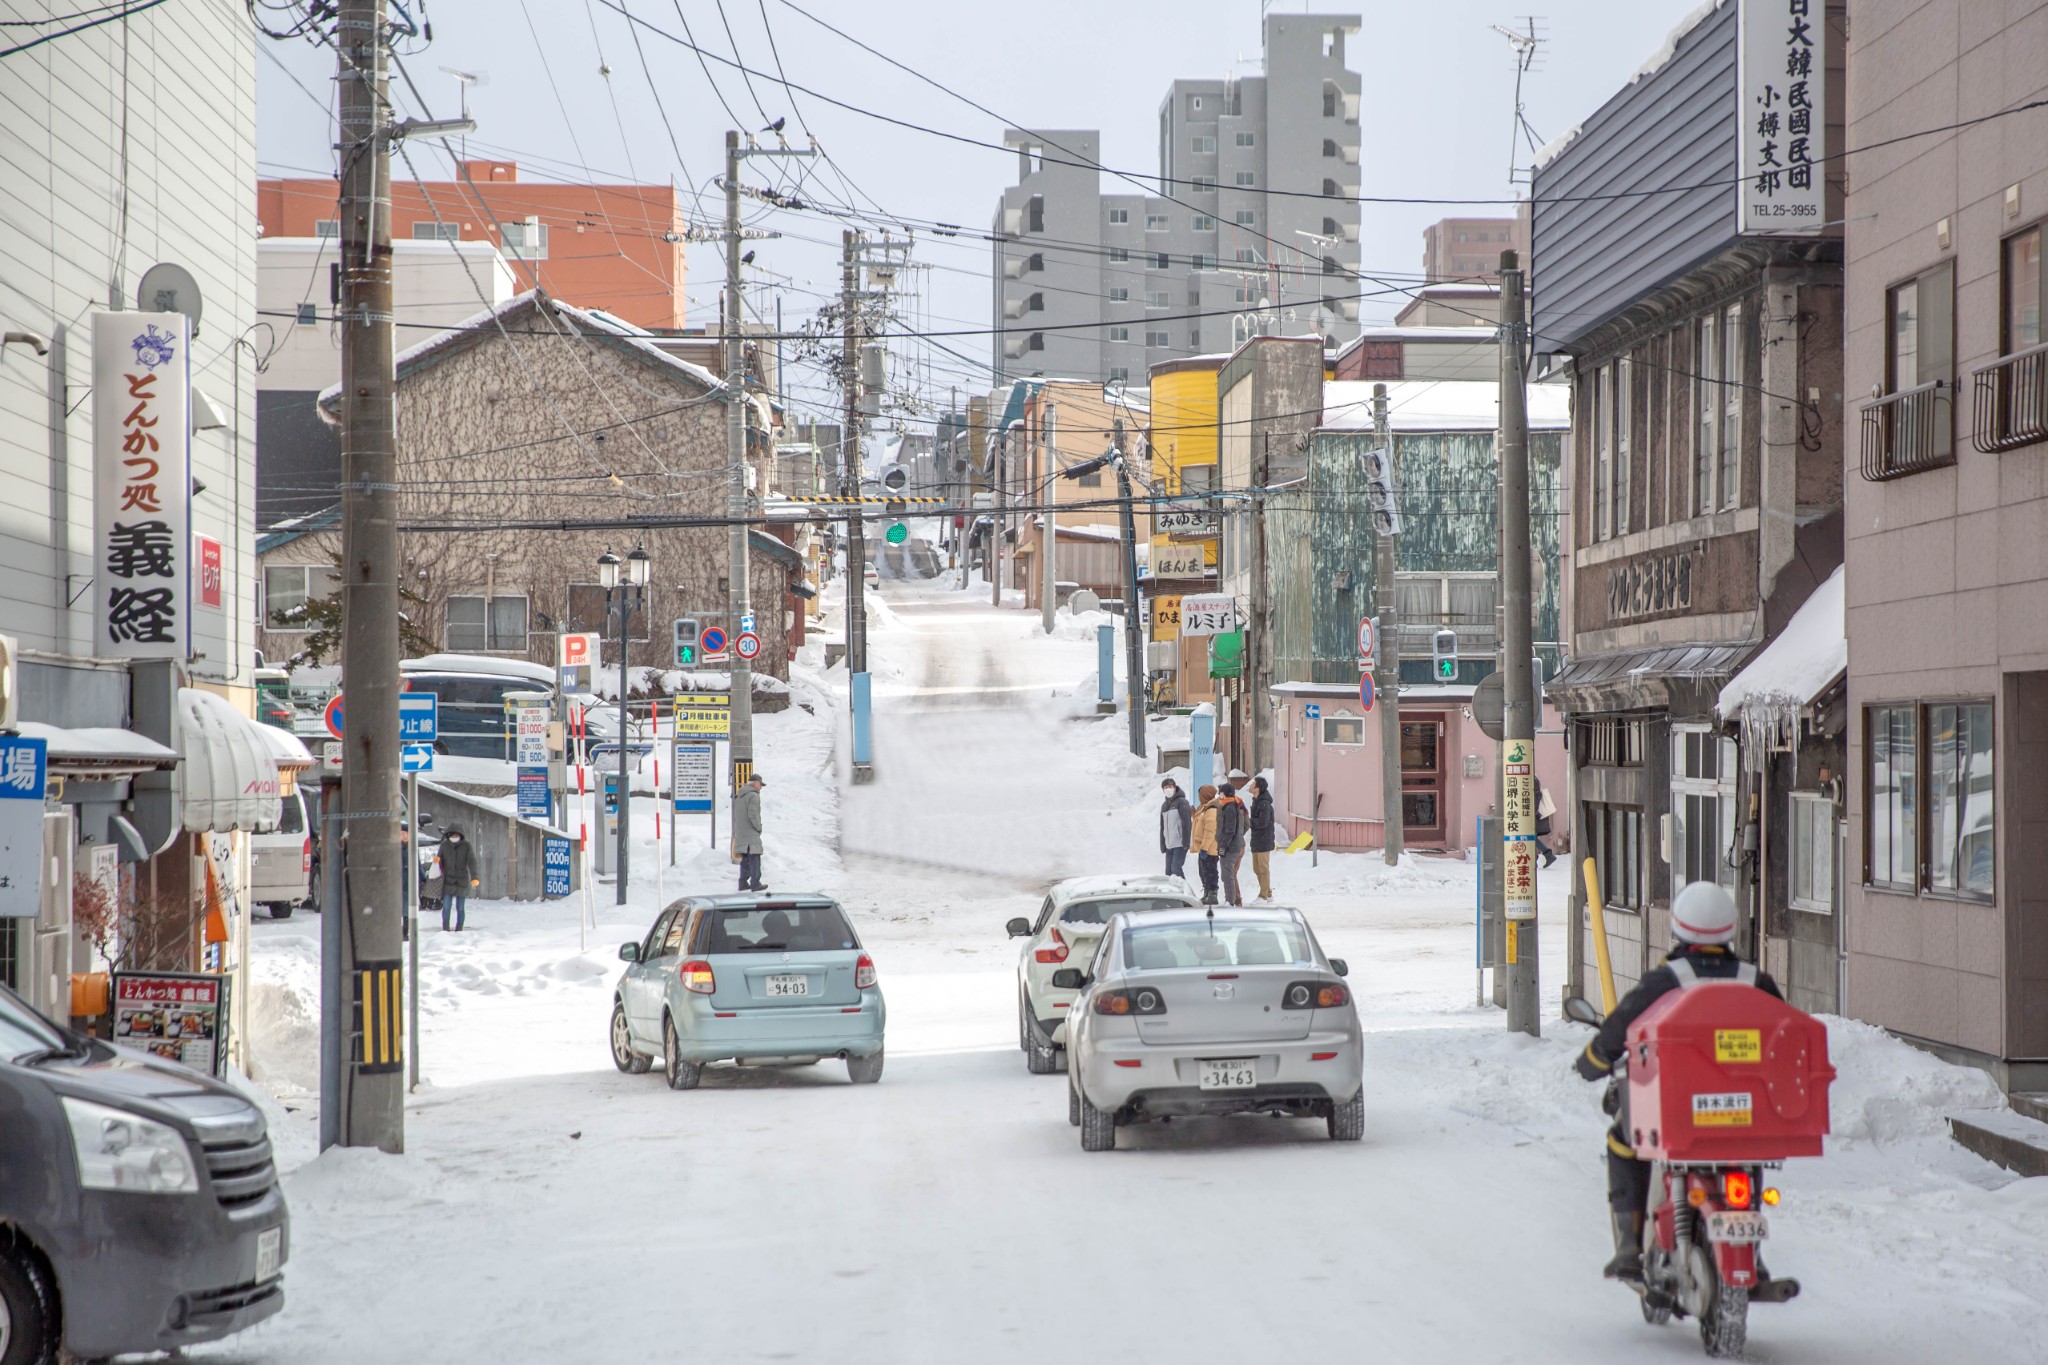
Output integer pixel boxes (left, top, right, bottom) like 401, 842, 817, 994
734, 631, 762, 661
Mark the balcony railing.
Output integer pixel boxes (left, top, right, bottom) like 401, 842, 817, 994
1858, 378, 1954, 481
1970, 342, 2048, 454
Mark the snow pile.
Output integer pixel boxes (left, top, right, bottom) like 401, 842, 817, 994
1824, 1014, 2008, 1145
247, 931, 321, 1099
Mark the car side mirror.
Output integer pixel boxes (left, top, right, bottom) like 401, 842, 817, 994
1050, 968, 1088, 990
1562, 996, 1603, 1027
618, 943, 641, 963
1005, 917, 1032, 938
1330, 958, 1349, 978
418, 812, 434, 826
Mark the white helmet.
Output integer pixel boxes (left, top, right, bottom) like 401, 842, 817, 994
1671, 881, 1738, 946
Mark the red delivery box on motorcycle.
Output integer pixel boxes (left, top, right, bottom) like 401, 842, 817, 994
1625, 982, 1836, 1163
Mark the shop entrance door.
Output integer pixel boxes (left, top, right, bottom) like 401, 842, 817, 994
1401, 716, 1448, 845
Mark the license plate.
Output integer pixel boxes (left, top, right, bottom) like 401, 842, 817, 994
257, 1226, 282, 1281
1198, 1058, 1258, 1090
765, 974, 809, 997
1705, 1210, 1769, 1244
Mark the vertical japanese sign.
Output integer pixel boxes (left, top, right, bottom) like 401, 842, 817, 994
1502, 738, 1537, 922
1738, 0, 1826, 235
196, 535, 223, 609
94, 312, 191, 656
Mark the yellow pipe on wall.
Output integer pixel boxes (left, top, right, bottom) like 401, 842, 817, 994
1582, 857, 1619, 1014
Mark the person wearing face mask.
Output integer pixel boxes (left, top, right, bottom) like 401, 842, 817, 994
437, 825, 478, 931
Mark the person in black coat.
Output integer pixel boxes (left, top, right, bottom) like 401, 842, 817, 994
1214, 783, 1247, 907
436, 826, 478, 932
1247, 776, 1277, 900
1158, 779, 1192, 879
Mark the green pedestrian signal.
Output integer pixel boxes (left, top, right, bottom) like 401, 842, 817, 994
1432, 628, 1458, 682
674, 617, 701, 668
885, 521, 909, 545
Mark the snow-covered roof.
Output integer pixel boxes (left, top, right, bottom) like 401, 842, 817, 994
1716, 566, 1845, 721
1321, 379, 1571, 433
1343, 325, 1499, 344
254, 723, 316, 769
1048, 873, 1202, 906
14, 722, 179, 767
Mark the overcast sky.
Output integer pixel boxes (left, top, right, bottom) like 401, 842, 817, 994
256, 0, 1703, 430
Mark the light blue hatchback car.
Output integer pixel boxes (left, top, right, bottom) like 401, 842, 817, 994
610, 894, 886, 1089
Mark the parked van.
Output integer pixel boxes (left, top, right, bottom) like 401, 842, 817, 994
0, 984, 288, 1359
399, 653, 557, 761
249, 788, 312, 918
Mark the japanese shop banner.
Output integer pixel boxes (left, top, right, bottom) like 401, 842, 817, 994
1738, 0, 1826, 235
94, 312, 191, 658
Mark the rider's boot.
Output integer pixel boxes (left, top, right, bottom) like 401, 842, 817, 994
1602, 1211, 1645, 1285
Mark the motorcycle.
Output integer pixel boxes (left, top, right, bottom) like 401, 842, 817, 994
1565, 995, 1805, 1359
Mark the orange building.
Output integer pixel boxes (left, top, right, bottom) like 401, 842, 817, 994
256, 160, 689, 329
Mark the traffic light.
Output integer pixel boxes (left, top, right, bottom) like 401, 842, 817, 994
1432, 629, 1458, 682
674, 617, 700, 668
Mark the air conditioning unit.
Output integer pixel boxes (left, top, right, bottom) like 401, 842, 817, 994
1146, 641, 1179, 672
0, 632, 17, 732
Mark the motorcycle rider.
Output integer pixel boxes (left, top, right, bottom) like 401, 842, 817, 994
1574, 881, 1787, 1290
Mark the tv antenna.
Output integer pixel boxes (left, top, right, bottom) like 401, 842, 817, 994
1490, 17, 1548, 191
440, 66, 487, 161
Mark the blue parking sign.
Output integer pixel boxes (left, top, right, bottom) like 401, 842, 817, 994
543, 836, 572, 898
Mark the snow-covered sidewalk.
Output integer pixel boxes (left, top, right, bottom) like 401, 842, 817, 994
221, 577, 2048, 1364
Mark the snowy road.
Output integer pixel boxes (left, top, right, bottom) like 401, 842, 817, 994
219, 578, 2048, 1364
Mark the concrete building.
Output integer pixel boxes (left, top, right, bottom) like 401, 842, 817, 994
257, 159, 689, 329
255, 237, 517, 530
992, 14, 1362, 385
1534, 1, 1850, 1012
1014, 381, 1141, 612
1422, 217, 1529, 283
1840, 0, 2048, 1090
1147, 356, 1228, 708
1, 2, 290, 1047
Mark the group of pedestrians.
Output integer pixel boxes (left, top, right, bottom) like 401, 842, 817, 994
1159, 771, 1275, 906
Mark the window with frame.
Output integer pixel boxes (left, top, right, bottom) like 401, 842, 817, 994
1587, 803, 1643, 910
1878, 261, 1956, 465
1108, 287, 1130, 302
1322, 716, 1364, 745
1190, 254, 1211, 271
1234, 248, 1258, 264
1191, 135, 1216, 154
1192, 214, 1215, 231
1027, 196, 1044, 232
1235, 131, 1255, 147
1108, 326, 1129, 342
295, 303, 318, 326
1150, 252, 1171, 270
1593, 365, 1612, 542
411, 222, 460, 241
500, 220, 549, 260
1718, 305, 1741, 506
1108, 367, 1129, 383
263, 564, 339, 630
1146, 213, 1169, 231
1235, 171, 1256, 187
1693, 313, 1719, 514
1788, 792, 1839, 914
1108, 247, 1129, 262
314, 219, 340, 239
1615, 356, 1632, 535
1108, 208, 1130, 225
1192, 175, 1217, 193
446, 594, 529, 652
1865, 700, 1993, 899
2004, 226, 2044, 353
1235, 210, 1257, 226
1866, 704, 1918, 889
1145, 329, 1170, 347
1670, 724, 1735, 893
1145, 291, 1169, 308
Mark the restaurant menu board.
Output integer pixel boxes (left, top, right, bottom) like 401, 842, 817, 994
111, 971, 230, 1078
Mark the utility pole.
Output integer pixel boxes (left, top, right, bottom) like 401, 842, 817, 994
1499, 250, 1540, 1037
1114, 421, 1145, 759
723, 131, 815, 790
1372, 383, 1403, 868
990, 425, 1005, 608
334, 0, 404, 1154
1041, 405, 1058, 633
841, 230, 870, 673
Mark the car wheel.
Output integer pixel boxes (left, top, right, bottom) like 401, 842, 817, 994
1018, 989, 1030, 1052
0, 1241, 55, 1365
1327, 1087, 1365, 1141
1079, 1084, 1117, 1152
846, 1048, 884, 1084
1026, 1020, 1061, 1075
1068, 1075, 1081, 1127
662, 1015, 701, 1091
609, 1000, 650, 1074
267, 902, 293, 920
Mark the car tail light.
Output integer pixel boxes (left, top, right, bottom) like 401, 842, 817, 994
678, 959, 716, 994
1722, 1170, 1753, 1209
1283, 980, 1349, 1009
1034, 926, 1070, 965
302, 837, 312, 873
1762, 1187, 1781, 1207
1093, 987, 1166, 1016
854, 953, 877, 990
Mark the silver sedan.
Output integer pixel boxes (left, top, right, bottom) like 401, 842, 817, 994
1057, 906, 1364, 1150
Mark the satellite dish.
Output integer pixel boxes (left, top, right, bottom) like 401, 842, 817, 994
137, 262, 203, 337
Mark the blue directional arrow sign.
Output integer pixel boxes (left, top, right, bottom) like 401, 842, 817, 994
1304, 703, 1321, 720
401, 743, 435, 773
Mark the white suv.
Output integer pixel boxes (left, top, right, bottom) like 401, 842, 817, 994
1005, 874, 1200, 1074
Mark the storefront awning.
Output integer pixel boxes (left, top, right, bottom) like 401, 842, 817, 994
13, 721, 179, 778
1547, 642, 1755, 717
253, 722, 315, 797
176, 688, 282, 834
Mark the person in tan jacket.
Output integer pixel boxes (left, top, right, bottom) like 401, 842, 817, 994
1190, 784, 1221, 905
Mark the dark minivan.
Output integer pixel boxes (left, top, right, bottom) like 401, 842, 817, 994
0, 984, 288, 1361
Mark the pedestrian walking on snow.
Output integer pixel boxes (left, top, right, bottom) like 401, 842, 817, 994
1190, 784, 1221, 905
1535, 777, 1559, 868
1215, 783, 1248, 907
734, 774, 767, 891
1159, 779, 1192, 879
437, 826, 478, 932
1248, 776, 1277, 900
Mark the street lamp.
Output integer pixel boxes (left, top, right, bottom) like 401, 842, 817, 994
599, 544, 649, 904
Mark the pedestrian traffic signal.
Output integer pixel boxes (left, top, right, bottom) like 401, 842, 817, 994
1432, 628, 1458, 682
674, 617, 700, 668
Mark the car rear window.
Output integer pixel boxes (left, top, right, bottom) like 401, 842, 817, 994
700, 905, 859, 953
1122, 921, 1313, 970
1062, 896, 1194, 925
274, 793, 306, 835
